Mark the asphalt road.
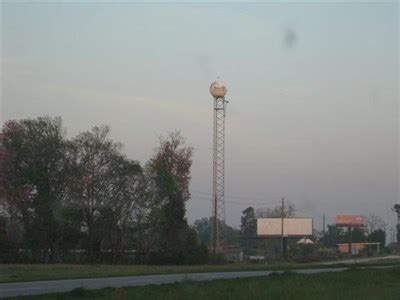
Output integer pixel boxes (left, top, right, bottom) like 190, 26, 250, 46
321, 255, 400, 265
0, 267, 348, 298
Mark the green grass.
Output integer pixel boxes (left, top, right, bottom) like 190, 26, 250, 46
1, 258, 400, 283
9, 267, 400, 300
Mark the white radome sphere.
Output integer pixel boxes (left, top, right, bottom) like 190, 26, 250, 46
210, 80, 227, 98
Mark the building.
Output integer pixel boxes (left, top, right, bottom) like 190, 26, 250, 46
223, 245, 243, 263
337, 242, 381, 255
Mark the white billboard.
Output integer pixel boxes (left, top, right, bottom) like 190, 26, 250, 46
257, 218, 313, 236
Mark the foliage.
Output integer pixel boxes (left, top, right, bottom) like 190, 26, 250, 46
194, 217, 241, 247
365, 214, 385, 236
240, 207, 256, 238
240, 207, 260, 253
67, 125, 144, 263
319, 224, 368, 249
368, 229, 385, 248
256, 202, 296, 218
144, 132, 207, 264
0, 116, 391, 265
0, 117, 208, 264
320, 225, 345, 248
0, 117, 69, 262
289, 244, 319, 262
351, 227, 366, 243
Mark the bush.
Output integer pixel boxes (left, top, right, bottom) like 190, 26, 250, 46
289, 244, 320, 263
146, 228, 209, 265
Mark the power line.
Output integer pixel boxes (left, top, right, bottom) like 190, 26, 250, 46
190, 193, 308, 212
191, 189, 280, 202
190, 195, 274, 206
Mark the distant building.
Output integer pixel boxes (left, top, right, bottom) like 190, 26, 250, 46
337, 242, 381, 255
223, 245, 243, 263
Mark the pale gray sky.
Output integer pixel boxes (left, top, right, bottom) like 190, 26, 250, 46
1, 2, 399, 232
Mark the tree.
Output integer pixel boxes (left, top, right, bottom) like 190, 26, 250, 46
241, 207, 256, 237
146, 132, 207, 264
224, 222, 241, 246
194, 217, 240, 247
68, 125, 128, 263
365, 214, 385, 248
240, 207, 257, 252
369, 229, 386, 248
0, 117, 69, 262
365, 214, 385, 237
289, 243, 318, 263
95, 153, 144, 263
351, 227, 366, 243
320, 225, 345, 248
256, 203, 296, 218
194, 218, 212, 245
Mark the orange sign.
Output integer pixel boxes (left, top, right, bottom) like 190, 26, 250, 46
335, 215, 365, 227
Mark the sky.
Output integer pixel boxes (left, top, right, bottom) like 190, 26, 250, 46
1, 1, 399, 235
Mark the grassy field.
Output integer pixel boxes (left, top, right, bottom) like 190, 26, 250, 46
1, 258, 400, 283
9, 267, 400, 300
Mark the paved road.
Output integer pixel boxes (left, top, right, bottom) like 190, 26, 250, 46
321, 255, 400, 265
0, 267, 348, 298
3, 263, 400, 299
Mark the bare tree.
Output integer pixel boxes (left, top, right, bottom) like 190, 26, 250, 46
68, 125, 122, 263
256, 203, 296, 218
365, 214, 384, 235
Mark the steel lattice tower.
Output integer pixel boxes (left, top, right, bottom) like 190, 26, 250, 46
210, 81, 228, 256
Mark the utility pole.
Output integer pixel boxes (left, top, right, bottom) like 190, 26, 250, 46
322, 215, 326, 240
394, 203, 400, 244
389, 227, 394, 244
383, 223, 387, 246
281, 197, 287, 260
348, 225, 352, 255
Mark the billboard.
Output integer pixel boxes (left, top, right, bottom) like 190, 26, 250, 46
335, 215, 365, 227
257, 218, 313, 237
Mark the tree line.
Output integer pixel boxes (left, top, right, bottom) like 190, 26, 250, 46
238, 206, 389, 260
0, 116, 395, 264
0, 116, 207, 264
